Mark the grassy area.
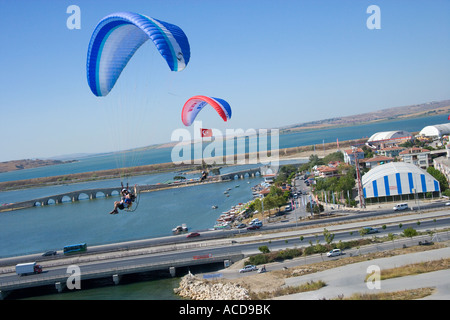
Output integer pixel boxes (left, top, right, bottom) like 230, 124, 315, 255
223, 241, 448, 300
276, 242, 448, 279
365, 258, 450, 282
335, 287, 435, 300
249, 280, 326, 300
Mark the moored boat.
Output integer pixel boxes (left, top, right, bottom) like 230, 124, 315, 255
172, 223, 188, 234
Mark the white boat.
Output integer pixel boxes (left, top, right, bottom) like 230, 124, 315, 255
214, 221, 231, 230
172, 223, 188, 234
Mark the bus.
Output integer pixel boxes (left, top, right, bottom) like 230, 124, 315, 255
63, 243, 87, 255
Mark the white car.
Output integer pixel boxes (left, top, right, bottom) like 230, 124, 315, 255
393, 203, 408, 211
326, 249, 342, 257
239, 265, 258, 273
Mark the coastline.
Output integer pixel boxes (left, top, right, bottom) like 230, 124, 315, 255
0, 138, 365, 191
0, 137, 365, 192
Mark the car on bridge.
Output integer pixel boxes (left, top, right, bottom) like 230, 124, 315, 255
42, 250, 57, 257
187, 232, 200, 238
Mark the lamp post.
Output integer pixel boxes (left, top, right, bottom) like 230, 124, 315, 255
352, 147, 366, 209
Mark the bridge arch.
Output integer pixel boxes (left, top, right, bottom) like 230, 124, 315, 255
61, 195, 72, 203
95, 191, 107, 198
76, 193, 90, 201
45, 198, 56, 205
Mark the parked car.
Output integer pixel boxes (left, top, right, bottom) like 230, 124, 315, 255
247, 225, 260, 230
326, 249, 342, 257
186, 232, 200, 238
418, 240, 434, 246
239, 265, 257, 273
236, 223, 247, 229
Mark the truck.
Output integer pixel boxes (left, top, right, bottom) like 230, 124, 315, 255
15, 262, 43, 276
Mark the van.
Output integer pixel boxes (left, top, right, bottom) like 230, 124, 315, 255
393, 203, 408, 211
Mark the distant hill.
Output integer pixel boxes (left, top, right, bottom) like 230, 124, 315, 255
3, 99, 450, 173
0, 159, 76, 173
280, 99, 450, 134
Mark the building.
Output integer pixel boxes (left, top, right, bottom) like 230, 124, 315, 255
359, 156, 394, 169
367, 130, 413, 146
315, 166, 339, 178
398, 147, 431, 169
377, 146, 405, 158
342, 148, 365, 166
433, 146, 450, 185
419, 123, 450, 139
362, 162, 440, 201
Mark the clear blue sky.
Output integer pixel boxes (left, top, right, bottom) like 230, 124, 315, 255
0, 0, 449, 162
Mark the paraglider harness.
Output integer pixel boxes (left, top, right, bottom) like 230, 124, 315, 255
200, 171, 208, 182
121, 183, 140, 212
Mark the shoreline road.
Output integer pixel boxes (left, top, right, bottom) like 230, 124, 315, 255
275, 247, 450, 300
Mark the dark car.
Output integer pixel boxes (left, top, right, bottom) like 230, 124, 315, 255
363, 227, 379, 234
247, 225, 260, 230
42, 250, 57, 257
187, 232, 200, 238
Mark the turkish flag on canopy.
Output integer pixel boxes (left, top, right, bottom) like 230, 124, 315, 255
201, 128, 212, 137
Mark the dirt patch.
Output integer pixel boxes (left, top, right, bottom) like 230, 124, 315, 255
228, 272, 286, 294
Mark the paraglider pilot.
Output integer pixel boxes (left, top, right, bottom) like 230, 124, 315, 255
200, 171, 208, 182
109, 183, 136, 214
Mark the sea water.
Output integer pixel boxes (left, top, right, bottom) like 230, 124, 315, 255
0, 114, 444, 183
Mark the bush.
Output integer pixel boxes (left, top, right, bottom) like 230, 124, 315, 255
246, 248, 303, 265
247, 254, 269, 266
258, 245, 270, 254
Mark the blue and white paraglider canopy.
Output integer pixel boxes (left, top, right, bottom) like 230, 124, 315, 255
86, 12, 191, 97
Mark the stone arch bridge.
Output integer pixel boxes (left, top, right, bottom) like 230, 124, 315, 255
1, 166, 277, 212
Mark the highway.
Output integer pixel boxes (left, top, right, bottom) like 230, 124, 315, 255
1, 208, 449, 287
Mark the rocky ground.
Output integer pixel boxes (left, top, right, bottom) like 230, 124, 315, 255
174, 272, 251, 300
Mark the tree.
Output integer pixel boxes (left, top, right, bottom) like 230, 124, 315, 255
258, 245, 270, 254
388, 232, 395, 248
274, 165, 298, 184
306, 202, 324, 214
263, 196, 278, 212
427, 166, 449, 192
253, 198, 262, 213
322, 151, 344, 164
359, 228, 369, 237
308, 154, 323, 168
323, 228, 335, 245
403, 227, 418, 239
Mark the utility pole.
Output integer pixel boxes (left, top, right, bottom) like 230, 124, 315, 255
353, 147, 366, 209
